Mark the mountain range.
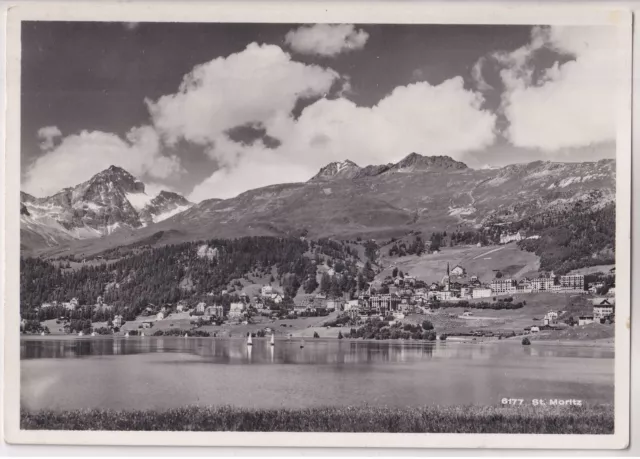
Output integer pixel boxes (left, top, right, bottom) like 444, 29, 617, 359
20, 166, 192, 253
21, 153, 616, 257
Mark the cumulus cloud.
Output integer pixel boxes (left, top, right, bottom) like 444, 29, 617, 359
285, 24, 369, 57
23, 126, 182, 197
146, 42, 339, 147
496, 26, 617, 151
37, 126, 62, 150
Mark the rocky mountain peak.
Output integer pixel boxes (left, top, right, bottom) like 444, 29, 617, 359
391, 153, 468, 172
309, 159, 362, 182
90, 165, 145, 194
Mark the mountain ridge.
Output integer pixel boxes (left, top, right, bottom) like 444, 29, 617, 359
23, 154, 616, 258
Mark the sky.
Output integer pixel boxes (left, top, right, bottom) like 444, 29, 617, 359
21, 22, 618, 201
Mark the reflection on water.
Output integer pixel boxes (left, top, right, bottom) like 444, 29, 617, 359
21, 337, 613, 363
20, 337, 615, 412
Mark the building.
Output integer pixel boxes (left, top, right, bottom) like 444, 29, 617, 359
530, 326, 540, 333
156, 311, 165, 320
368, 294, 400, 315
593, 299, 615, 320
543, 311, 558, 325
269, 293, 283, 304
432, 290, 454, 301
196, 302, 206, 314
176, 304, 185, 312
403, 275, 416, 286
141, 321, 153, 329
63, 297, 79, 310
228, 302, 245, 319
326, 299, 341, 311
344, 299, 359, 311
531, 276, 554, 292
491, 278, 516, 295
560, 274, 585, 290
450, 265, 466, 276
472, 287, 492, 299
588, 282, 605, 294
500, 231, 523, 244
205, 305, 224, 318
261, 285, 274, 296
113, 315, 123, 328
460, 287, 471, 299
578, 316, 595, 326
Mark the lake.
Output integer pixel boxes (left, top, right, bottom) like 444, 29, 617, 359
21, 337, 614, 412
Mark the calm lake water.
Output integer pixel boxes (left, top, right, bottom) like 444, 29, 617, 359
21, 337, 614, 412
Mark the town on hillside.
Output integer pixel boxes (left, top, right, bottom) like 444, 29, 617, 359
21, 250, 616, 340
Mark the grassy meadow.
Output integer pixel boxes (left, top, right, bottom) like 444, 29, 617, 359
21, 404, 613, 434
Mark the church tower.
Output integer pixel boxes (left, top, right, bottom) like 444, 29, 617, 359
442, 262, 451, 291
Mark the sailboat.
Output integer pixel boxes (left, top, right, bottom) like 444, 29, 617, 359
125, 332, 129, 337
91, 332, 96, 337
270, 334, 275, 346
287, 333, 292, 342
78, 331, 83, 337
40, 331, 45, 336
247, 334, 253, 346
141, 332, 145, 337
300, 338, 305, 349
184, 333, 188, 338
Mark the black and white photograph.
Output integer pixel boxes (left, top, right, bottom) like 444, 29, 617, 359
3, 1, 632, 450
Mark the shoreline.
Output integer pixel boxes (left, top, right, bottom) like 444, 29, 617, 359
20, 333, 616, 349
20, 404, 614, 434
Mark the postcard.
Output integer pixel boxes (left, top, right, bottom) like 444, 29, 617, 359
3, 1, 632, 449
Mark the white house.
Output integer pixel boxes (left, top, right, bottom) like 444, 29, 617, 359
472, 287, 492, 299
500, 232, 523, 244
530, 326, 540, 333
578, 316, 595, 326
270, 293, 283, 304
156, 311, 165, 320
592, 299, 615, 320
344, 300, 359, 311
260, 285, 274, 296
228, 302, 245, 319
450, 265, 466, 276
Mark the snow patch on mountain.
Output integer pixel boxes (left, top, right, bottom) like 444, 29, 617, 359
126, 192, 154, 211
152, 205, 191, 223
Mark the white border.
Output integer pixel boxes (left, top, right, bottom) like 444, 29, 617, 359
2, 1, 632, 449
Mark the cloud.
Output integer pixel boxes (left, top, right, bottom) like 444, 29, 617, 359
187, 76, 497, 201
23, 126, 183, 197
471, 57, 493, 91
496, 26, 617, 151
37, 126, 62, 150
285, 24, 369, 57
146, 42, 339, 148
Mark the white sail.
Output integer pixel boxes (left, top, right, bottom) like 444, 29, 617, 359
125, 332, 129, 337
40, 331, 45, 336
141, 332, 145, 337
247, 334, 253, 345
78, 331, 83, 336
184, 333, 188, 338
270, 334, 275, 346
91, 332, 96, 336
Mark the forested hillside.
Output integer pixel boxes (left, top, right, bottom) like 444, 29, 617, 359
20, 237, 372, 321
516, 203, 615, 274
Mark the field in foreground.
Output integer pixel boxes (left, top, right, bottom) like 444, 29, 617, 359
21, 404, 614, 434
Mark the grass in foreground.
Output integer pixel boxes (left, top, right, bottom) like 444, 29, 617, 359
21, 404, 614, 434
